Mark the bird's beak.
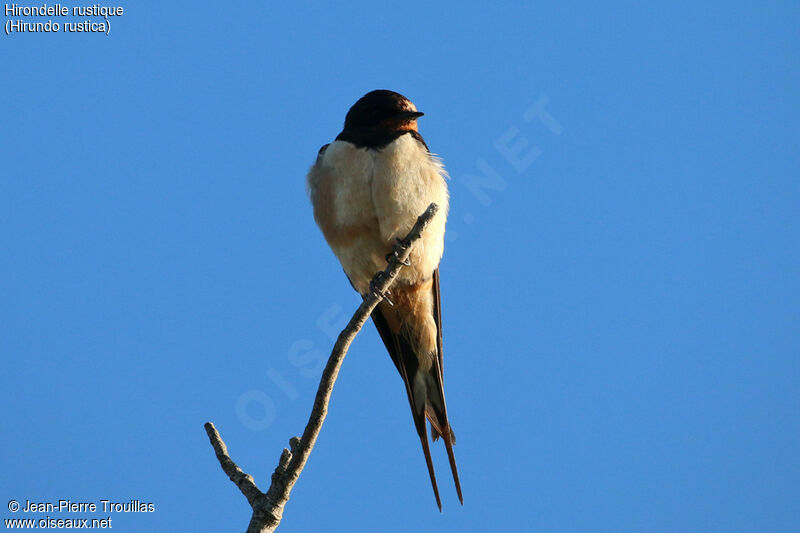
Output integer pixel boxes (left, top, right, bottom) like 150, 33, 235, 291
397, 111, 424, 120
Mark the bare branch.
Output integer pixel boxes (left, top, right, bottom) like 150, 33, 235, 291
204, 422, 263, 507
205, 203, 441, 533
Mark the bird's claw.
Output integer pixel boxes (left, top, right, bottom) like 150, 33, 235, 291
370, 273, 394, 306
385, 250, 411, 267
386, 237, 412, 266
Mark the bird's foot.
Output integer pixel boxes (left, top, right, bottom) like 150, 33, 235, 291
386, 237, 412, 266
385, 251, 411, 266
370, 273, 394, 306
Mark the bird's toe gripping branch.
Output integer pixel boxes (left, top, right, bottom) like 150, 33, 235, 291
369, 272, 395, 306
387, 237, 413, 266
384, 251, 411, 267
375, 235, 417, 304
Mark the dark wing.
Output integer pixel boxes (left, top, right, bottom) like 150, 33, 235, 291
430, 269, 463, 503
432, 268, 444, 380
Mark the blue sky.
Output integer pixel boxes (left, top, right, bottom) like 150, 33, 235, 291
2, 2, 798, 531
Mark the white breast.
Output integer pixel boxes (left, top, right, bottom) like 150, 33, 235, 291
308, 134, 449, 292
372, 135, 449, 284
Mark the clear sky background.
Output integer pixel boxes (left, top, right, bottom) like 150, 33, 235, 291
2, 2, 798, 532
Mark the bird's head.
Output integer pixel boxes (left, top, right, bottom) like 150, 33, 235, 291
339, 90, 424, 146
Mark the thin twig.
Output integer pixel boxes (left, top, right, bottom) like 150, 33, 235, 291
205, 203, 441, 533
204, 423, 263, 507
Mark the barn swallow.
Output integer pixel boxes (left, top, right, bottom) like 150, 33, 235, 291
307, 90, 462, 509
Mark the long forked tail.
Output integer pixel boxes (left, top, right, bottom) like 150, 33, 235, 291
371, 307, 445, 509
371, 310, 462, 508
416, 407, 442, 510
444, 434, 462, 504
393, 332, 445, 510
427, 357, 463, 505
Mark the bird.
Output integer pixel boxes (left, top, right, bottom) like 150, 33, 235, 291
306, 89, 462, 509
